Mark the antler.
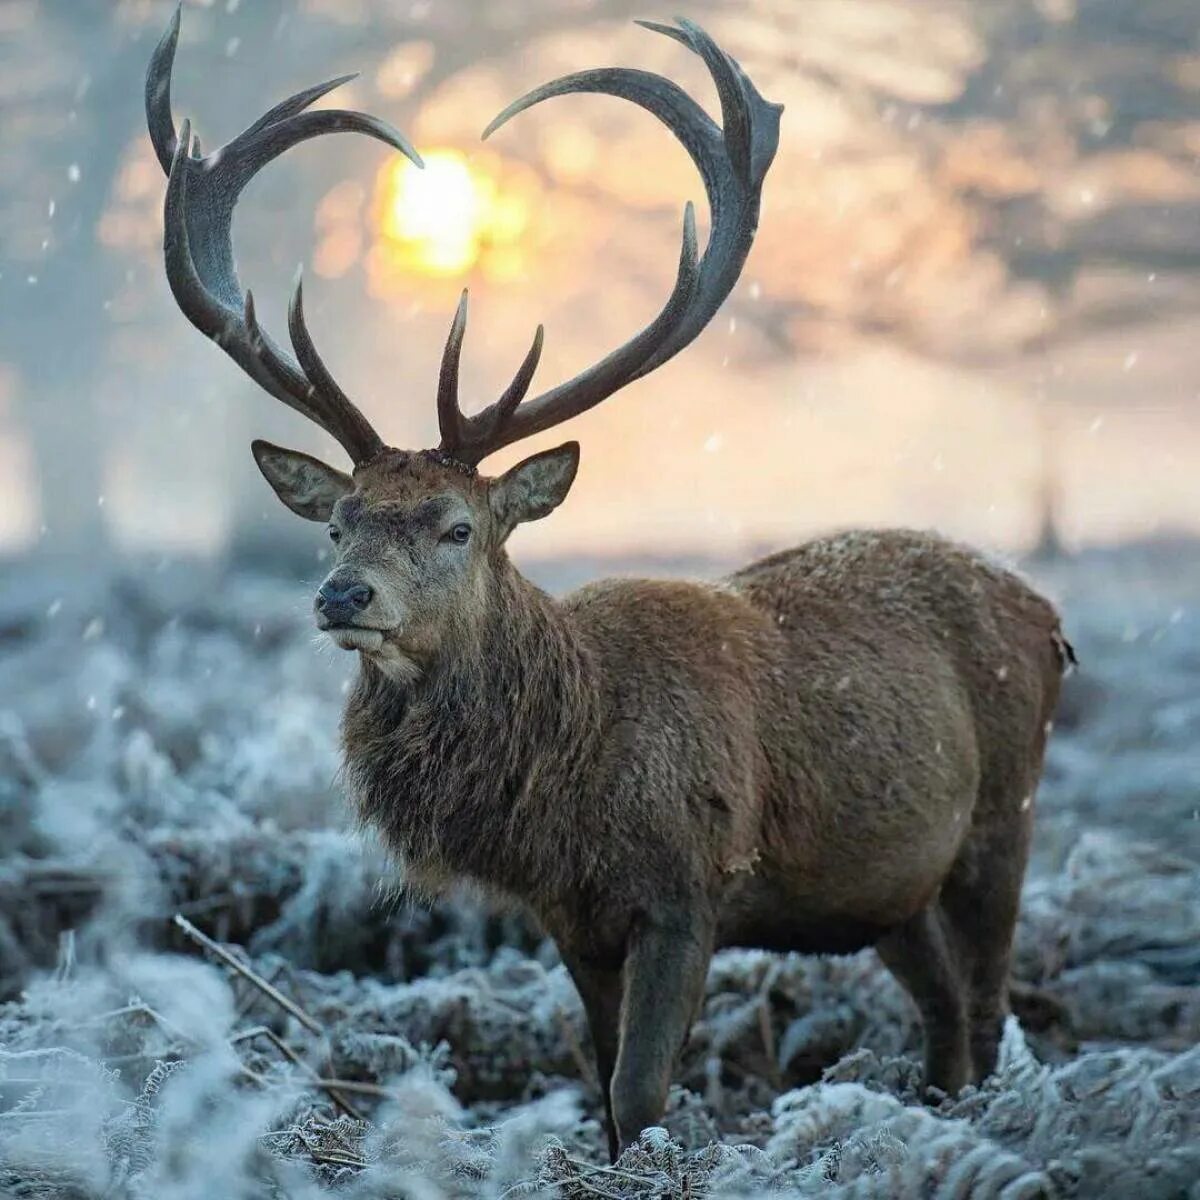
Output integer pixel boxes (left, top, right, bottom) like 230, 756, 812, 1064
435, 17, 782, 466
145, 6, 422, 466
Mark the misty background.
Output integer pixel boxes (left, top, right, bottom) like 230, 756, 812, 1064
2, 0, 1198, 570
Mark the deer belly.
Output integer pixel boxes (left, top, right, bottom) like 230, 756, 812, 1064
716, 888, 896, 954
717, 798, 969, 953
716, 862, 950, 953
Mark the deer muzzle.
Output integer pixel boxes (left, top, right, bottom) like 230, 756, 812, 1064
316, 575, 373, 623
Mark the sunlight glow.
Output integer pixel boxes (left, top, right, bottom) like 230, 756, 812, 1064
378, 149, 527, 277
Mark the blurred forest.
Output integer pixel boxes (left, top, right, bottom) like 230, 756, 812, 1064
1, 0, 1198, 564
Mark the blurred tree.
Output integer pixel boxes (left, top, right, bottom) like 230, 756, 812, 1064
0, 4, 133, 558
0, 0, 1196, 560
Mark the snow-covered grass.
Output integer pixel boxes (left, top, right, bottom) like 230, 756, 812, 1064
1, 544, 1198, 1198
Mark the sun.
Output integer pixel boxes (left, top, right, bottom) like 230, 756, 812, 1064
377, 148, 527, 278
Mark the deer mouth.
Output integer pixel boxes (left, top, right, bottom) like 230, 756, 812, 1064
322, 625, 387, 654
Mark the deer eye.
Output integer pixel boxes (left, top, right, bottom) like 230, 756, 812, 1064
444, 522, 471, 545
328, 526, 341, 543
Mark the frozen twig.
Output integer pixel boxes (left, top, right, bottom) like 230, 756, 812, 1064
311, 1078, 398, 1099
234, 960, 288, 1021
173, 913, 323, 1035
231, 1025, 364, 1121
554, 1005, 598, 1092
309, 1149, 369, 1169
757, 961, 783, 1089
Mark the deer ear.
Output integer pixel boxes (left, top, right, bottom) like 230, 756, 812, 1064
489, 441, 579, 538
251, 439, 353, 522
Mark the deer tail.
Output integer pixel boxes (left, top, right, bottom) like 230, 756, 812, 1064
1051, 627, 1078, 674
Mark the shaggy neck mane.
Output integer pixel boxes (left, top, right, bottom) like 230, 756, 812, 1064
341, 559, 604, 905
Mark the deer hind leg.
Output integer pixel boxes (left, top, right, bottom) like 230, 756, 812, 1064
875, 905, 972, 1095
939, 800, 1035, 1084
562, 956, 622, 1162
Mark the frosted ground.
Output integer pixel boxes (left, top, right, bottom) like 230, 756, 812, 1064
1, 542, 1197, 1199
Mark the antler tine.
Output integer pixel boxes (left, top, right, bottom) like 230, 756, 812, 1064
145, 5, 181, 172
635, 18, 752, 187
448, 18, 779, 464
289, 274, 386, 461
147, 8, 418, 466
437, 291, 470, 451
442, 204, 698, 466
218, 107, 422, 199
500, 201, 699, 446
495, 325, 545, 422
243, 289, 331, 428
632, 18, 782, 374
243, 73, 358, 139
437, 322, 544, 462
242, 276, 384, 462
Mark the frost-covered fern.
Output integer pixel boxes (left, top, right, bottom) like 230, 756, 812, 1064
2, 556, 1199, 1199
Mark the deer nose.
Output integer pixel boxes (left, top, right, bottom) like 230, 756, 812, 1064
316, 576, 373, 623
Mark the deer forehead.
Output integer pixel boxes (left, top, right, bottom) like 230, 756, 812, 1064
337, 493, 466, 530
353, 448, 477, 488
334, 454, 487, 534
350, 453, 486, 505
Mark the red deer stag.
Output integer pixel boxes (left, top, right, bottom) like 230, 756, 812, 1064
147, 11, 1071, 1160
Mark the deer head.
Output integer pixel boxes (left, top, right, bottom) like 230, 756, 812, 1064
147, 9, 780, 677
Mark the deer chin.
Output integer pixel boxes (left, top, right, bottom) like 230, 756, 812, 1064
323, 626, 424, 685
371, 641, 425, 687
325, 626, 386, 654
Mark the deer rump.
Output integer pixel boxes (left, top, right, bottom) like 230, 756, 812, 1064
147, 10, 1068, 1164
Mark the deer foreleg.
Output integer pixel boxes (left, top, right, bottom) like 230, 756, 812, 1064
610, 910, 713, 1158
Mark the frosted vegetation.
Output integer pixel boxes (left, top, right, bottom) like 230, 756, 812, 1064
1, 546, 1198, 1198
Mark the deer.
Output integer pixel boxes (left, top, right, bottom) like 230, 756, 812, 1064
147, 11, 1071, 1161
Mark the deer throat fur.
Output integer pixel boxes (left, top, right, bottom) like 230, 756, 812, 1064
339, 570, 604, 907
